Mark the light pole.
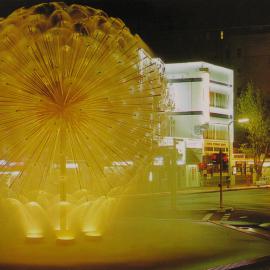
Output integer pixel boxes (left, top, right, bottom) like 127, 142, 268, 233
227, 118, 249, 186
227, 120, 234, 185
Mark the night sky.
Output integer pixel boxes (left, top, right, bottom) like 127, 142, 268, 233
1, 0, 270, 61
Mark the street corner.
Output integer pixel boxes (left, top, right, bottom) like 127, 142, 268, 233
208, 208, 270, 242
200, 207, 234, 222
209, 208, 265, 224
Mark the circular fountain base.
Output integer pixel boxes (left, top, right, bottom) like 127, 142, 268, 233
55, 230, 75, 243
84, 231, 103, 240
25, 232, 44, 243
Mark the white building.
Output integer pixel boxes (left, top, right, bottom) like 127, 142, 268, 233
165, 62, 234, 187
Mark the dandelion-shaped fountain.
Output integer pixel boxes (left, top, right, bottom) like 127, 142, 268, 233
0, 2, 168, 267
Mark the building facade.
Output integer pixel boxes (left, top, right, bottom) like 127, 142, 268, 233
164, 61, 234, 188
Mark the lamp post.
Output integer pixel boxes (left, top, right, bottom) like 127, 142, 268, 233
227, 118, 249, 186
227, 120, 234, 185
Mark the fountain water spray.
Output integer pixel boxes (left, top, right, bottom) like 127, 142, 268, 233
0, 2, 169, 265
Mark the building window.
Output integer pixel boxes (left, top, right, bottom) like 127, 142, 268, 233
214, 147, 226, 152
210, 92, 229, 109
220, 30, 224, 40
203, 124, 228, 140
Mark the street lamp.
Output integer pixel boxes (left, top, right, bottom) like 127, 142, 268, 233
238, 118, 250, 123
227, 118, 250, 185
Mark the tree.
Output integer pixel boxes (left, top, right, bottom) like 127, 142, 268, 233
237, 82, 270, 180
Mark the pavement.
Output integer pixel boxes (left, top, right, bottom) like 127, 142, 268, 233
2, 217, 270, 270
198, 195, 270, 269
180, 184, 270, 194
128, 184, 270, 198
119, 187, 270, 269
2, 187, 270, 270
208, 256, 270, 270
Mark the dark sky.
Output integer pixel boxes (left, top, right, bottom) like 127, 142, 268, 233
1, 0, 270, 61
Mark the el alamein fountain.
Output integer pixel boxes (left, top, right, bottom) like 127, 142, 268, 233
0, 2, 170, 268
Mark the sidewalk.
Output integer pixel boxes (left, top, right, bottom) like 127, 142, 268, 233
177, 183, 270, 195
125, 184, 270, 198
208, 210, 270, 269
209, 255, 270, 270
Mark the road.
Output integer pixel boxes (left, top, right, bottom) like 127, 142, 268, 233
116, 188, 270, 269
1, 188, 270, 270
120, 188, 270, 218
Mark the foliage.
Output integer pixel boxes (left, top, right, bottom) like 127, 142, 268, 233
237, 82, 270, 179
